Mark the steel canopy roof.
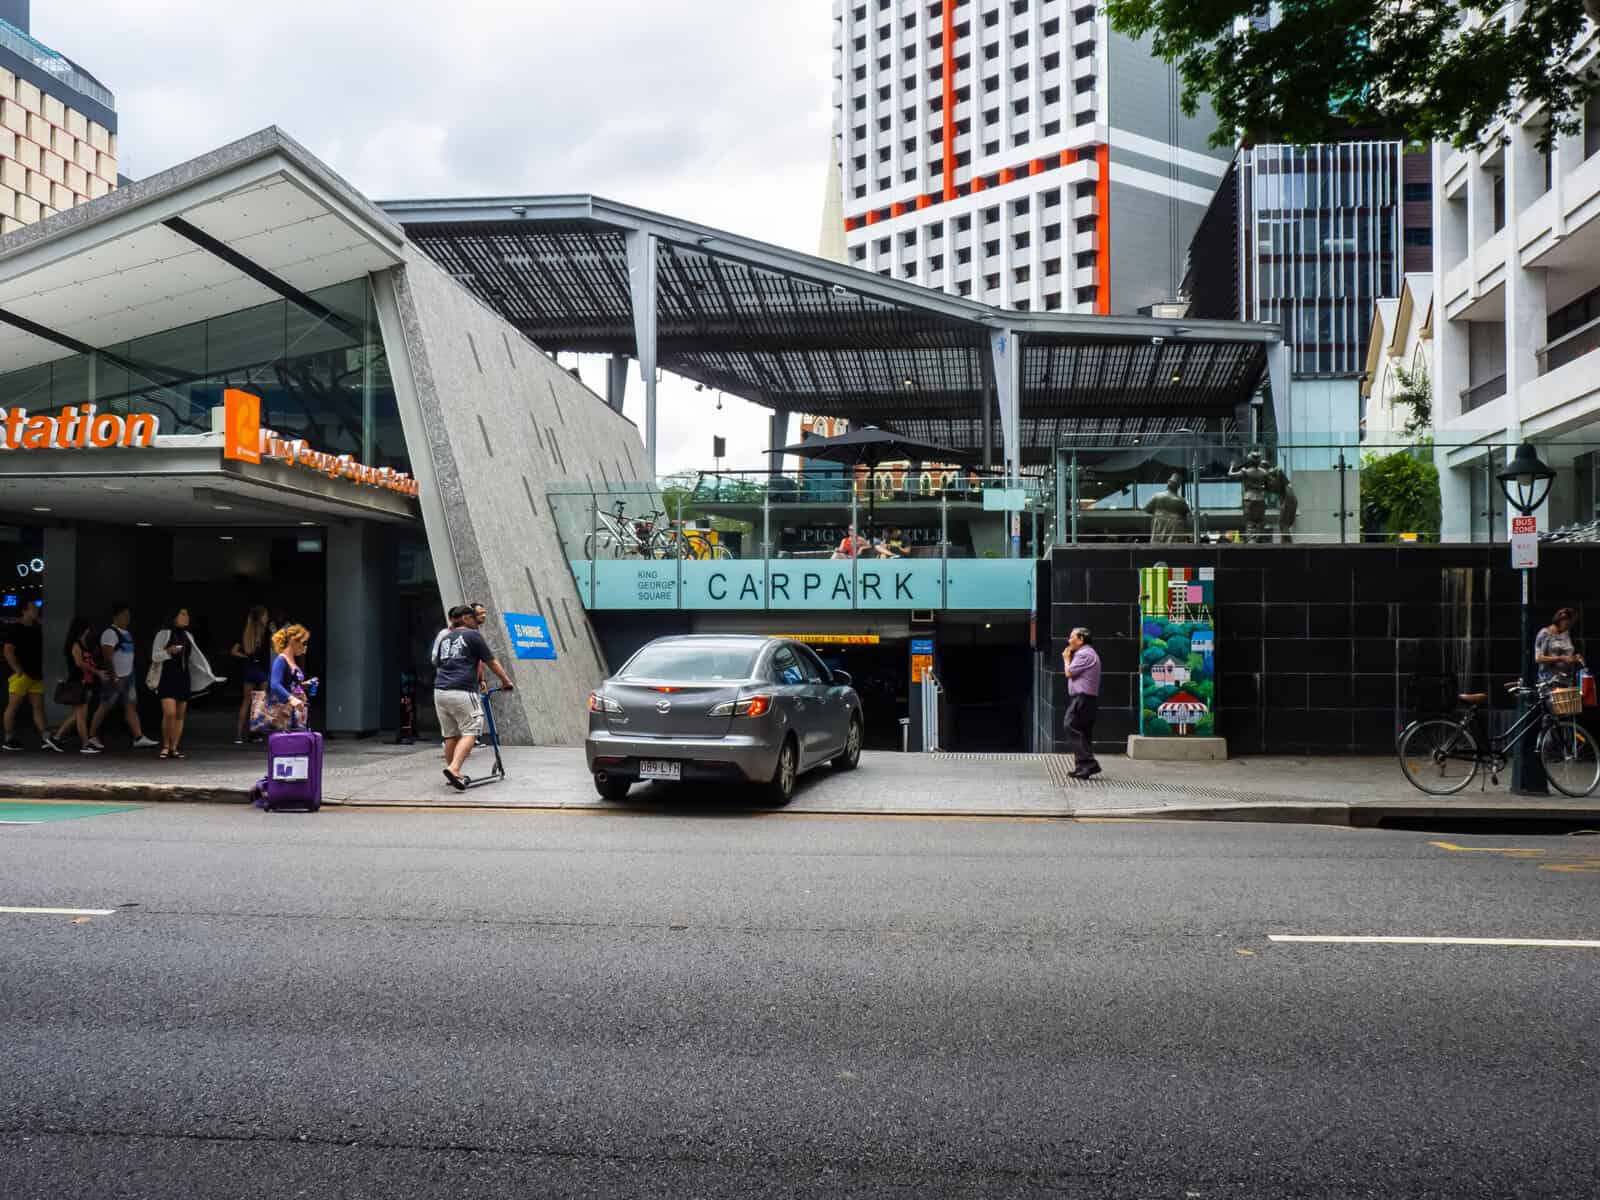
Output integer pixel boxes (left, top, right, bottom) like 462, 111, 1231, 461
383, 196, 1282, 462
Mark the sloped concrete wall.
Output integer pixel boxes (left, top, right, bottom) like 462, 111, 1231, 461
376, 252, 647, 745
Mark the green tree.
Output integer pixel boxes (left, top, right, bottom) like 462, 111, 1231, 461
1186, 652, 1205, 675
1104, 1, 1600, 151
1164, 634, 1191, 660
1197, 714, 1216, 737
1361, 445, 1443, 541
1391, 364, 1432, 437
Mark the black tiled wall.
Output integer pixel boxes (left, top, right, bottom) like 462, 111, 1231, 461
1046, 544, 1597, 755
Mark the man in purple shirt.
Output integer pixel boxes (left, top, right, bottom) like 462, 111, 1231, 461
1061, 626, 1102, 779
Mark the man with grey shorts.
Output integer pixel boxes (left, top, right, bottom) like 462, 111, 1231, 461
433, 604, 514, 791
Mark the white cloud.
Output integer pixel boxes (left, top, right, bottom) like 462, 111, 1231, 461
39, 1, 837, 477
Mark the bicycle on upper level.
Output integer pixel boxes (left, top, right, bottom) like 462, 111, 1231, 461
1396, 679, 1598, 797
583, 500, 732, 561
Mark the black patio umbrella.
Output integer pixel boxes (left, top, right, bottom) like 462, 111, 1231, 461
770, 426, 977, 536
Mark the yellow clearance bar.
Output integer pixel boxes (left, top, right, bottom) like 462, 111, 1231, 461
769, 634, 881, 645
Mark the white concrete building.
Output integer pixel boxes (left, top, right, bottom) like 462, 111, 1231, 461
1432, 20, 1600, 539
1362, 273, 1433, 444
831, 0, 1228, 316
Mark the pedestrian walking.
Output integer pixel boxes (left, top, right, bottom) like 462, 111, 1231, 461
433, 604, 514, 791
149, 607, 226, 760
253, 624, 316, 734
1061, 625, 1102, 779
1534, 607, 1584, 688
51, 617, 102, 753
2, 599, 56, 752
230, 605, 272, 745
87, 605, 158, 751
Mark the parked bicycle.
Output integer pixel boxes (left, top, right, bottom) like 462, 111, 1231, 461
583, 501, 732, 560
1396, 680, 1599, 797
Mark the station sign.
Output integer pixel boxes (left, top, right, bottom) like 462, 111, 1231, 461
0, 405, 156, 449
224, 389, 419, 498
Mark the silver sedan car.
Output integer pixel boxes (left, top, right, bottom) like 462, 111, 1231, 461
585, 635, 863, 804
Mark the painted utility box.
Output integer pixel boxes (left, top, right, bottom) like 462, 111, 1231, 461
1138, 566, 1216, 738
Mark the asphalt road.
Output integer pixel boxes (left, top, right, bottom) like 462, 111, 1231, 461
1, 800, 1597, 1198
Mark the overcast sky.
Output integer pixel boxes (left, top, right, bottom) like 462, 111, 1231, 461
37, 1, 838, 477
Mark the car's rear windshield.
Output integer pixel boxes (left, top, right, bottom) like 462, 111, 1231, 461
619, 643, 762, 682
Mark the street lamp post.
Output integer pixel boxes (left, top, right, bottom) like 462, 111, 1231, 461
1496, 442, 1556, 796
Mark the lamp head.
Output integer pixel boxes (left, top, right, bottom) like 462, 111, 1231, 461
1496, 442, 1555, 515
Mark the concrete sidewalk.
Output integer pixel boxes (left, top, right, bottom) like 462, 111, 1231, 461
2, 740, 1598, 827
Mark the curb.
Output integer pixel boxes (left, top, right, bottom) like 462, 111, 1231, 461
0, 781, 250, 805
1080, 801, 1600, 828
6, 783, 1599, 828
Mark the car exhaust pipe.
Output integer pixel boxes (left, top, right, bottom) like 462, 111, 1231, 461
595, 771, 609, 784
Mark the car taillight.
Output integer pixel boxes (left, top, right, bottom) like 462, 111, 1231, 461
710, 694, 771, 718
588, 692, 622, 714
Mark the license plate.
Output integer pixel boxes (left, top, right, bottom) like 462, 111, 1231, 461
640, 759, 681, 781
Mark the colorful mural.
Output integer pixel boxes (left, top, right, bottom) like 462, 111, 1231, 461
1138, 566, 1216, 738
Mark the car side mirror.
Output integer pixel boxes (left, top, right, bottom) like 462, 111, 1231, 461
832, 670, 853, 686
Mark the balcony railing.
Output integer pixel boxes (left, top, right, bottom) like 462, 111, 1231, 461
1538, 314, 1600, 375
0, 20, 115, 110
1460, 373, 1507, 412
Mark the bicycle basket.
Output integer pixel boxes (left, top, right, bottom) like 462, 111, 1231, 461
1549, 687, 1583, 716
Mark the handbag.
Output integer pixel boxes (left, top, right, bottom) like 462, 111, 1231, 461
53, 677, 86, 706
249, 688, 308, 734
1582, 668, 1596, 709
145, 660, 162, 691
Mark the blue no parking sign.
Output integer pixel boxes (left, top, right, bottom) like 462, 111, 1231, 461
503, 612, 558, 660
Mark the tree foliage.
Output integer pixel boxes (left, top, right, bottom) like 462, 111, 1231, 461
1104, 0, 1600, 151
1390, 364, 1433, 437
1361, 445, 1443, 540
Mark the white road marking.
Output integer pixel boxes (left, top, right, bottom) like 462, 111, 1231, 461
1269, 934, 1600, 948
0, 906, 117, 916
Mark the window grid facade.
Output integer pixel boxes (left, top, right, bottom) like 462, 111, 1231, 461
1240, 141, 1402, 377
832, 0, 1106, 315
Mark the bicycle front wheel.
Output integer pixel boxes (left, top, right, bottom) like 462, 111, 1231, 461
1538, 719, 1600, 797
1397, 719, 1480, 795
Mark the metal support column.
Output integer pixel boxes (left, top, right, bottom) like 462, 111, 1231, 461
768, 409, 790, 479
1069, 451, 1080, 544
605, 355, 629, 415
625, 230, 659, 475
988, 327, 1020, 482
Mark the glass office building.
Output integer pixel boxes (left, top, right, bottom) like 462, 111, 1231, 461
1239, 141, 1403, 377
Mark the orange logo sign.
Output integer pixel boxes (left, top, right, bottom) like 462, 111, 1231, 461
223, 388, 261, 464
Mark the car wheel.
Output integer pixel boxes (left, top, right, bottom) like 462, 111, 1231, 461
832, 716, 862, 771
594, 773, 632, 801
762, 737, 798, 806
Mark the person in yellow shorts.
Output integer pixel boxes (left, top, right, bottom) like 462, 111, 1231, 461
4, 599, 59, 752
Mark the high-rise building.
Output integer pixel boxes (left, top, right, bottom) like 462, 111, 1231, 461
0, 2, 117, 233
1185, 141, 1431, 380
830, 0, 1229, 316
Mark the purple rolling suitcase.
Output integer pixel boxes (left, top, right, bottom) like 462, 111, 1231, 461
262, 730, 323, 812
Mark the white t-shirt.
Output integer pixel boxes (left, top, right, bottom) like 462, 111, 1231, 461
101, 624, 135, 677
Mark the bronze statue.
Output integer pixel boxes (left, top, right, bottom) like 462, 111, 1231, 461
1229, 451, 1271, 542
1143, 473, 1192, 543
1268, 464, 1298, 544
